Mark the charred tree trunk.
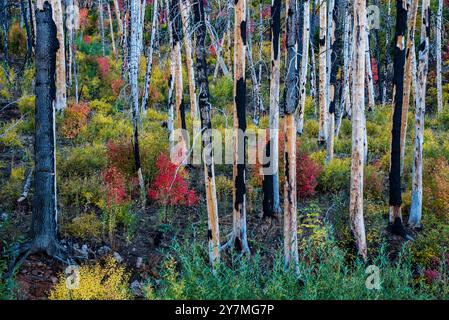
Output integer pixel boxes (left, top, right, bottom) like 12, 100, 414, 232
32, 0, 60, 255
193, 0, 221, 266
409, 0, 430, 228
382, 0, 392, 106
326, 0, 338, 162
0, 0, 10, 72
389, 0, 410, 239
400, 0, 419, 175
283, 0, 299, 273
21, 0, 33, 60
230, 0, 250, 255
262, 0, 281, 218
349, 0, 367, 260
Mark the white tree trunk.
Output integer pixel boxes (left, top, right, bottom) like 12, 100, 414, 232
349, 0, 367, 260
318, 0, 328, 145
99, 0, 106, 56
141, 0, 158, 113
296, 0, 310, 135
436, 0, 443, 113
129, 0, 146, 206
180, 0, 198, 120
107, 2, 117, 56
409, 0, 430, 228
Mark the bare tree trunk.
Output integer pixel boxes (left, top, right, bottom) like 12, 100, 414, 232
382, 0, 392, 106
113, 0, 123, 37
400, 0, 419, 175
20, 0, 33, 60
389, 0, 411, 239
296, 0, 310, 135
51, 0, 66, 111
349, 0, 367, 260
263, 0, 281, 218
129, 0, 146, 207
283, 0, 299, 273
365, 27, 375, 111
193, 0, 221, 266
141, 0, 158, 113
107, 2, 117, 56
326, 0, 338, 162
32, 0, 60, 255
180, 0, 198, 120
318, 0, 328, 145
409, 0, 430, 228
436, 0, 443, 113
230, 0, 250, 255
336, 0, 352, 137
166, 0, 175, 154
99, 0, 106, 56
247, 2, 264, 125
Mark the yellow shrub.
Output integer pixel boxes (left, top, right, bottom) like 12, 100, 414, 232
49, 256, 131, 300
18, 96, 35, 115
62, 213, 102, 241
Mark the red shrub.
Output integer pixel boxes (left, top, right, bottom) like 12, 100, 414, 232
106, 139, 135, 178
296, 152, 321, 199
97, 57, 110, 79
423, 269, 440, 285
60, 103, 90, 138
102, 166, 128, 206
79, 8, 89, 26
261, 6, 271, 19
148, 153, 198, 207
83, 35, 91, 44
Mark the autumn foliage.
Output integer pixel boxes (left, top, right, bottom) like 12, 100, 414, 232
148, 153, 198, 207
102, 166, 128, 206
60, 103, 91, 138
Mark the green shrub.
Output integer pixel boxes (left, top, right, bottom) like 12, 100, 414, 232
18, 96, 35, 115
89, 99, 113, 114
317, 158, 351, 193
62, 213, 102, 241
58, 143, 107, 177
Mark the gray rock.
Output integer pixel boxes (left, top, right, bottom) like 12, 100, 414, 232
136, 257, 143, 269
130, 280, 144, 297
113, 252, 123, 263
98, 245, 111, 256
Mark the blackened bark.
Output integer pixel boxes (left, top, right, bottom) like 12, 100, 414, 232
0, 0, 10, 70
32, 1, 59, 255
283, 1, 298, 115
389, 0, 407, 209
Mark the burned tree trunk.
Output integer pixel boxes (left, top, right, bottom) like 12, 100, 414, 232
193, 0, 221, 266
389, 0, 410, 239
230, 0, 250, 255
0, 0, 10, 72
409, 0, 430, 228
400, 0, 419, 175
349, 0, 367, 260
326, 0, 338, 162
32, 0, 60, 255
283, 0, 299, 273
262, 0, 281, 218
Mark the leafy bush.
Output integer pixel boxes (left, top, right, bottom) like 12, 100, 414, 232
423, 158, 449, 219
49, 256, 131, 300
8, 23, 27, 58
89, 99, 113, 114
60, 103, 91, 139
58, 143, 107, 177
148, 153, 198, 207
296, 152, 321, 198
317, 158, 351, 193
62, 213, 102, 241
18, 96, 35, 115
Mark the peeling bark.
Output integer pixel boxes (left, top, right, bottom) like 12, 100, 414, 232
193, 0, 220, 266
349, 0, 367, 260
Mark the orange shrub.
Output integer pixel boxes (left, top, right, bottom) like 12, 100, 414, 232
60, 103, 91, 138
